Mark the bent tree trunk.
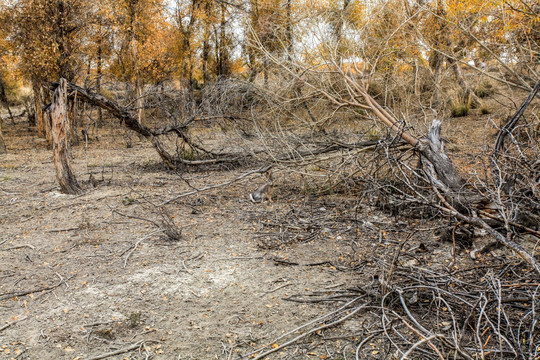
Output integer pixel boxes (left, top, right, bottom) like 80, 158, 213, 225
51, 79, 82, 195
48, 81, 227, 170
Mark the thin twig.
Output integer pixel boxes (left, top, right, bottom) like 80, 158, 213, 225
260, 283, 293, 297
123, 230, 163, 268
0, 316, 28, 333
252, 303, 368, 360
244, 296, 364, 357
355, 333, 380, 360
399, 334, 441, 360
1, 244, 35, 251
0, 275, 72, 300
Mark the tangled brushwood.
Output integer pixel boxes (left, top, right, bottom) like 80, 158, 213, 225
250, 261, 540, 359
374, 261, 539, 359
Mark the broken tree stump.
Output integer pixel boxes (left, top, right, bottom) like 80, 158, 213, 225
51, 78, 82, 195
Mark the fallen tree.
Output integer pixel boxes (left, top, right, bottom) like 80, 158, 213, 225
255, 39, 540, 272
340, 67, 540, 273
48, 81, 245, 170
46, 76, 540, 273
47, 79, 383, 172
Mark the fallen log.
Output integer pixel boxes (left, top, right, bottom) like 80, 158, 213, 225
48, 81, 227, 170
47, 81, 383, 171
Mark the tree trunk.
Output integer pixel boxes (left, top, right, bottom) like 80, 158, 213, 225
202, 38, 209, 85
55, 0, 70, 81
96, 44, 103, 127
69, 99, 79, 146
430, 52, 443, 108
136, 80, 144, 126
0, 81, 14, 125
333, 0, 350, 66
44, 101, 52, 148
32, 81, 45, 138
0, 118, 6, 154
216, 2, 230, 78
286, 0, 293, 62
50, 79, 82, 195
447, 57, 481, 108
202, 0, 211, 85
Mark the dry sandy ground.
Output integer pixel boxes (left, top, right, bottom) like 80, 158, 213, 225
2, 79, 536, 360
2, 109, 521, 359
0, 122, 384, 360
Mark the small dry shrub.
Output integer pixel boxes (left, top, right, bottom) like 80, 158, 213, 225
479, 103, 490, 114
474, 80, 494, 98
450, 102, 470, 117
449, 91, 471, 117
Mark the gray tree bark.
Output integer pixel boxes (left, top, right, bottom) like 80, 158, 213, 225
0, 119, 6, 154
51, 78, 82, 195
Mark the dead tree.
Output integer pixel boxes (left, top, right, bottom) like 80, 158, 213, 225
257, 45, 540, 272
47, 80, 354, 172
50, 79, 82, 195
337, 68, 540, 273
48, 81, 243, 170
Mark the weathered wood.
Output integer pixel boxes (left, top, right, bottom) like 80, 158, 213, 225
354, 75, 540, 272
47, 81, 243, 170
417, 120, 464, 191
493, 79, 540, 157
50, 79, 82, 195
434, 186, 540, 274
423, 120, 540, 273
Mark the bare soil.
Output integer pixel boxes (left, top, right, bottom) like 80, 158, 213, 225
0, 113, 519, 359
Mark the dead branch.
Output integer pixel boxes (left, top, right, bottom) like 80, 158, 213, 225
112, 208, 181, 241
493, 78, 540, 158
0, 275, 72, 300
122, 229, 164, 268
85, 341, 145, 360
48, 81, 240, 170
0, 316, 28, 333
48, 82, 153, 137
245, 296, 363, 357
334, 68, 538, 272
251, 301, 368, 360
431, 184, 540, 273
160, 165, 272, 206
